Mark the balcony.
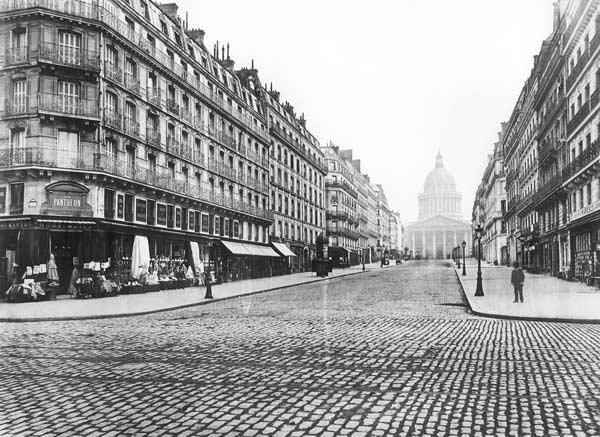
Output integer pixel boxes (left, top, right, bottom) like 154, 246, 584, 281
166, 98, 180, 115
533, 173, 563, 208
37, 42, 100, 72
562, 138, 600, 181
0, 0, 102, 20
325, 180, 358, 198
124, 74, 140, 95
104, 108, 121, 130
326, 225, 359, 241
146, 126, 160, 147
166, 136, 181, 155
538, 138, 562, 166
326, 209, 349, 220
5, 47, 28, 65
123, 118, 139, 137
207, 160, 237, 180
181, 108, 193, 125
147, 88, 161, 107
567, 100, 591, 135
517, 192, 535, 216
37, 93, 99, 120
104, 61, 122, 83
4, 98, 30, 117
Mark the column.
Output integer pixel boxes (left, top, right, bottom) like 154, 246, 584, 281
432, 232, 436, 259
453, 231, 457, 248
422, 232, 426, 258
412, 233, 416, 255
443, 230, 447, 259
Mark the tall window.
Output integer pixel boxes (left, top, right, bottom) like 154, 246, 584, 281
12, 79, 26, 113
58, 31, 81, 65
125, 57, 136, 84
57, 130, 79, 167
126, 147, 135, 171
10, 28, 27, 64
58, 81, 79, 114
10, 128, 25, 159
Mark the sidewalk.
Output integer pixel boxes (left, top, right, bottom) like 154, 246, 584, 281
455, 259, 600, 322
0, 262, 383, 322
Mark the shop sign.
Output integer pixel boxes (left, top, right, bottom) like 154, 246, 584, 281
41, 181, 93, 217
571, 199, 600, 222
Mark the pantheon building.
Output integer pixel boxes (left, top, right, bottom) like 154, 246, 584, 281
406, 153, 471, 259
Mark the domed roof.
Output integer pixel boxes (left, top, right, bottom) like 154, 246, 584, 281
424, 152, 456, 192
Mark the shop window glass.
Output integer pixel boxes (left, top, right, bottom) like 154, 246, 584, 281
117, 194, 124, 219
224, 218, 229, 237
233, 220, 239, 238
0, 187, 6, 214
208, 214, 214, 234
214, 216, 220, 235
136, 199, 146, 222
201, 213, 209, 233
125, 194, 134, 222
104, 189, 115, 219
147, 200, 156, 225
157, 203, 167, 226
175, 207, 181, 228
167, 205, 174, 228
9, 183, 23, 215
188, 209, 194, 231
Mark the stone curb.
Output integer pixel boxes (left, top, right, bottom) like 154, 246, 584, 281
452, 266, 600, 324
0, 269, 371, 323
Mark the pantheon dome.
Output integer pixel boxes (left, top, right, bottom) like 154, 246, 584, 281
418, 153, 462, 220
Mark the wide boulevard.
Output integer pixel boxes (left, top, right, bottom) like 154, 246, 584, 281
2, 261, 600, 436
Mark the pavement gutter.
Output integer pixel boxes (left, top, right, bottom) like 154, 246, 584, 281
0, 269, 370, 323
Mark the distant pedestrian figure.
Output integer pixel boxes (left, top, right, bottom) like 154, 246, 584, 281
511, 261, 525, 303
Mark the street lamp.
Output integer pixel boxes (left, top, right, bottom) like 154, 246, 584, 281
475, 224, 484, 296
461, 240, 467, 276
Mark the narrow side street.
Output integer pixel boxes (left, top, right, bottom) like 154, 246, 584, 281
1, 261, 600, 436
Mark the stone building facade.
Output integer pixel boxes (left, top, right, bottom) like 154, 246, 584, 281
407, 153, 471, 259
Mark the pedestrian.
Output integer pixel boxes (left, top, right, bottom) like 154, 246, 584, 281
510, 261, 525, 303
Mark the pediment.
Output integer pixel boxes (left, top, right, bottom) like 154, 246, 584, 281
407, 214, 470, 230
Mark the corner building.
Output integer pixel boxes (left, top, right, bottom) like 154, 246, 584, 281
0, 0, 278, 289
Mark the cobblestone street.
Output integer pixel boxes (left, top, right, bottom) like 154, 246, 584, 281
2, 261, 600, 436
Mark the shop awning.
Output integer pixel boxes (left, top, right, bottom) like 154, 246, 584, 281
223, 240, 282, 257
222, 240, 252, 255
272, 242, 296, 257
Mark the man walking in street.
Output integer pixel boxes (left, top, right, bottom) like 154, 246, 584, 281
511, 261, 525, 303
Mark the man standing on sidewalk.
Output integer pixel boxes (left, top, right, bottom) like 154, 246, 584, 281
511, 262, 525, 303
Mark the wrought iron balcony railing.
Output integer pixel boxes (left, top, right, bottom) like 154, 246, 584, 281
37, 42, 100, 71
38, 93, 99, 119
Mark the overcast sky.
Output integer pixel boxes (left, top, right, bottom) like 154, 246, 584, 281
176, 0, 555, 224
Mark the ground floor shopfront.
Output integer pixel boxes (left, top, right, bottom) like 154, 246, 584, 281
329, 246, 360, 267
0, 216, 290, 299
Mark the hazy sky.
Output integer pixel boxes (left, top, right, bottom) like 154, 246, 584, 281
176, 0, 555, 223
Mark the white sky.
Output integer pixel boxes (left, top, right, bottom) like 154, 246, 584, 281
175, 0, 555, 223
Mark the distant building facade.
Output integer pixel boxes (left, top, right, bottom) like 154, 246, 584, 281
407, 153, 471, 259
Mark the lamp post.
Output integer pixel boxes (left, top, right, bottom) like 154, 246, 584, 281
461, 240, 467, 276
475, 224, 484, 296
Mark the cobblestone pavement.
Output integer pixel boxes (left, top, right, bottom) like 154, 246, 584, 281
1, 261, 600, 436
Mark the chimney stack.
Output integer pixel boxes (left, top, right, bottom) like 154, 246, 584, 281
187, 28, 205, 46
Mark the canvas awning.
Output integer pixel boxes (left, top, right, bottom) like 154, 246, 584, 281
272, 242, 296, 257
222, 240, 252, 255
222, 240, 282, 257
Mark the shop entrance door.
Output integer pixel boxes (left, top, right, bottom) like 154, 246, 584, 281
50, 231, 81, 294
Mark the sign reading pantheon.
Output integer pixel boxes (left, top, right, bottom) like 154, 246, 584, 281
406, 153, 471, 259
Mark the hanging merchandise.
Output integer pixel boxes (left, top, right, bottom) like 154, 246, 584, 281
130, 235, 151, 280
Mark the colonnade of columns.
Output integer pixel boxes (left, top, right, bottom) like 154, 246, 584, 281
409, 230, 470, 259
